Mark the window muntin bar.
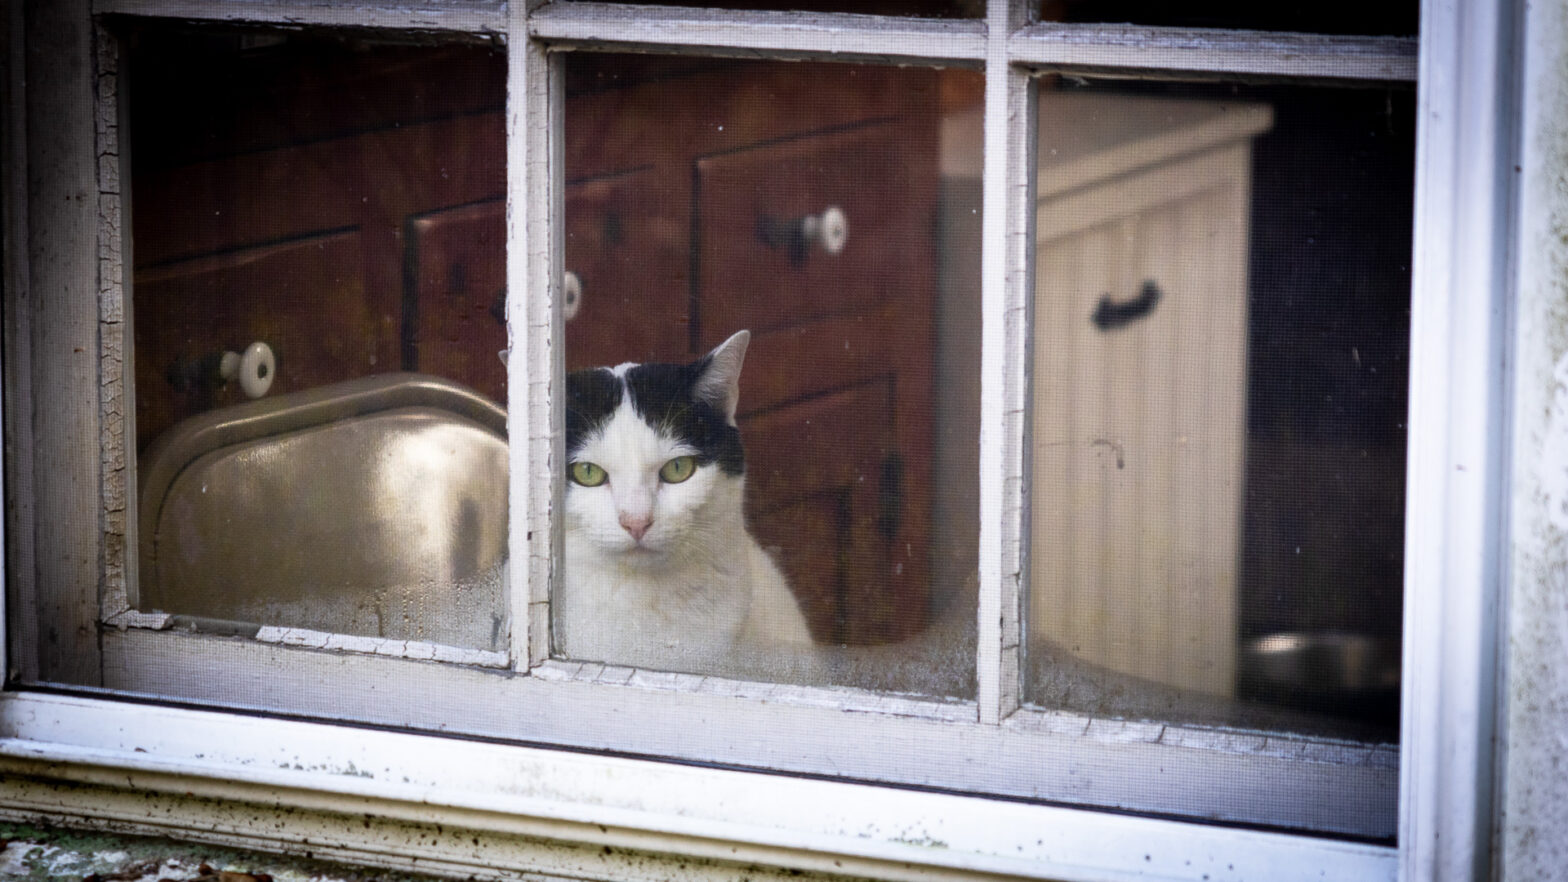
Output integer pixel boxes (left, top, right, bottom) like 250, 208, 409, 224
93, 0, 507, 32
1031, 0, 1417, 38
529, 3, 986, 65
1010, 24, 1418, 82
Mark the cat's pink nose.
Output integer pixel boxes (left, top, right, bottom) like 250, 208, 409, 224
619, 513, 652, 542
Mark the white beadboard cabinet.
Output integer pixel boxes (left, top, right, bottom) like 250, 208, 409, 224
1030, 93, 1274, 696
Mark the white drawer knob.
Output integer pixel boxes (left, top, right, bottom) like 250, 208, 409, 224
801, 205, 848, 255
219, 341, 276, 399
563, 270, 584, 320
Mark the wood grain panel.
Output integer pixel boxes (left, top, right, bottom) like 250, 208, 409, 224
565, 58, 923, 181
743, 381, 911, 644
406, 200, 508, 403
133, 114, 504, 267
562, 169, 691, 369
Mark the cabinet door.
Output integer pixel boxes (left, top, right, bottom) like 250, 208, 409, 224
695, 121, 937, 645
1031, 140, 1254, 696
744, 381, 897, 643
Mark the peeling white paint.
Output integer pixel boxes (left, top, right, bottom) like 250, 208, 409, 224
104, 610, 171, 630
251, 626, 508, 668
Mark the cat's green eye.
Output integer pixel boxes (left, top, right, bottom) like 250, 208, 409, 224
659, 455, 696, 484
570, 461, 607, 487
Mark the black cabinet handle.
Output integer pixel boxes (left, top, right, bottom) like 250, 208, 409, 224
877, 452, 904, 542
1092, 280, 1163, 331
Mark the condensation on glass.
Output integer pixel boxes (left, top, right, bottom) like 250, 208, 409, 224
126, 27, 511, 652
554, 54, 982, 697
1025, 77, 1412, 743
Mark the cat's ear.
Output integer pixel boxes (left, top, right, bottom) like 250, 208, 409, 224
695, 329, 750, 426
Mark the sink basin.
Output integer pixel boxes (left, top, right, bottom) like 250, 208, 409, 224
137, 373, 509, 651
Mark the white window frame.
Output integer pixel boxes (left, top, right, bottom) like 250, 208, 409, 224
0, 0, 1513, 878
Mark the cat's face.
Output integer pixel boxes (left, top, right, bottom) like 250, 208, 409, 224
564, 331, 751, 567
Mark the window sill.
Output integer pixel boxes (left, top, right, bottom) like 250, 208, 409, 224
0, 691, 1395, 882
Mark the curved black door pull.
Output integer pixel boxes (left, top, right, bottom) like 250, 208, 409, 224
1092, 280, 1163, 331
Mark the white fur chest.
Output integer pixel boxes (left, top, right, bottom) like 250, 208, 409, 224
558, 533, 755, 671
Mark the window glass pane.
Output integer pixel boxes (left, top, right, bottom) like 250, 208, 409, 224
128, 28, 510, 652
1026, 79, 1412, 743
1036, 0, 1417, 35
558, 55, 982, 697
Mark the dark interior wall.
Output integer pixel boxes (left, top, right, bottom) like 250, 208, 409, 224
1240, 86, 1415, 645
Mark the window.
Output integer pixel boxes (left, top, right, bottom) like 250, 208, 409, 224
2, 0, 1514, 879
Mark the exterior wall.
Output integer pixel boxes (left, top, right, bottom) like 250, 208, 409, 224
1499, 0, 1568, 877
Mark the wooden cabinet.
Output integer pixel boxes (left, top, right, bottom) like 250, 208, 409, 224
406, 201, 508, 405
1029, 93, 1273, 695
689, 120, 937, 643
400, 166, 694, 407
694, 123, 926, 337
559, 60, 939, 645
561, 170, 692, 368
134, 231, 376, 448
132, 49, 942, 647
131, 110, 505, 450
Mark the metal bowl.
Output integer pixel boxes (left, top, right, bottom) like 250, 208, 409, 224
1240, 631, 1400, 726
1245, 631, 1401, 693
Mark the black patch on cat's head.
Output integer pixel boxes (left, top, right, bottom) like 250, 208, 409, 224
565, 353, 747, 476
564, 367, 622, 458
626, 355, 746, 476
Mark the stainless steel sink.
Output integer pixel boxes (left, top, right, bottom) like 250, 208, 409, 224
137, 373, 509, 651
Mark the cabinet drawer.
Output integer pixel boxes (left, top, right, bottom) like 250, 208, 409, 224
135, 115, 503, 267
407, 201, 509, 403
134, 230, 384, 452
406, 168, 692, 405
563, 169, 691, 367
694, 122, 935, 345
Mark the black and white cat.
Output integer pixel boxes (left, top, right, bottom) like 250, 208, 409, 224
556, 330, 816, 675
